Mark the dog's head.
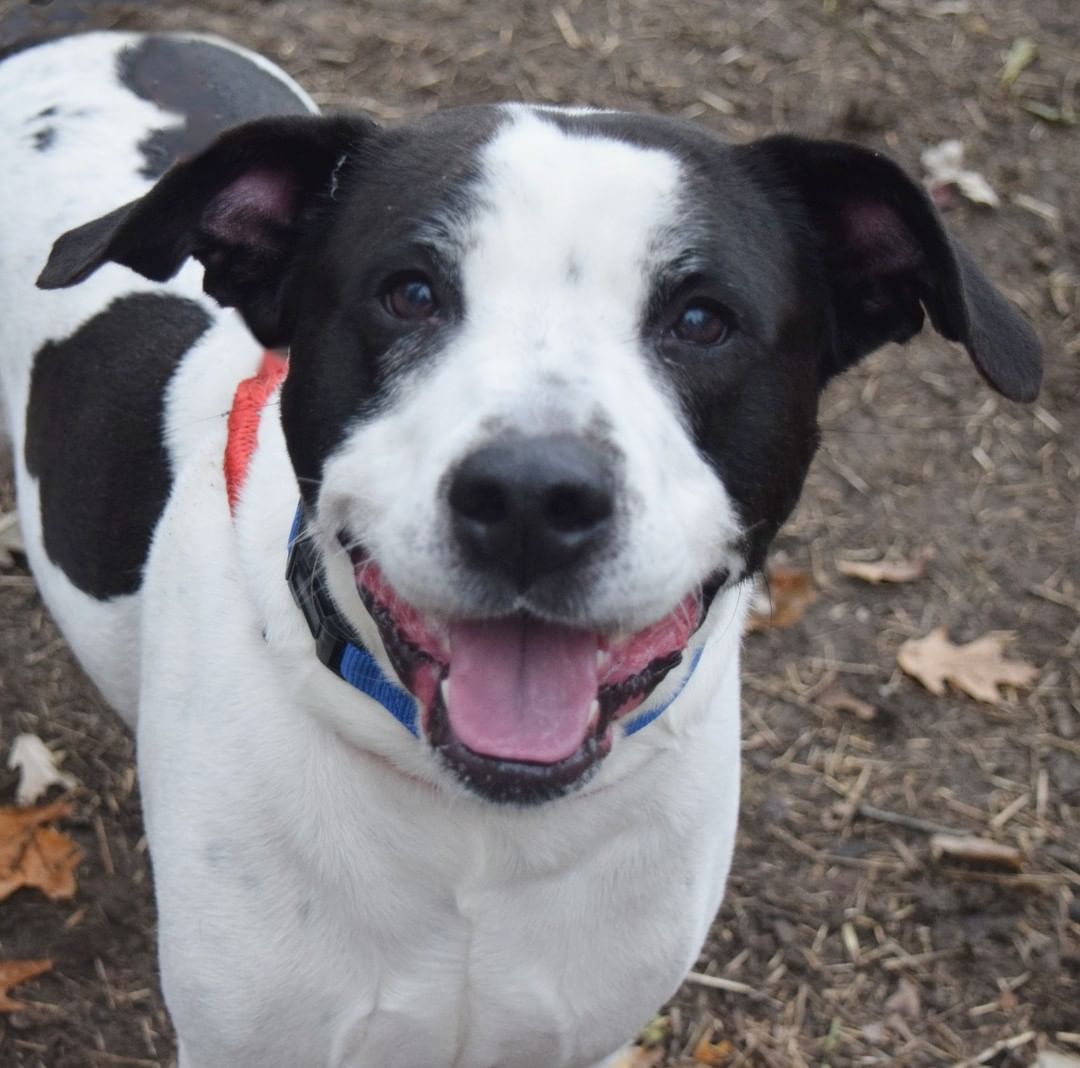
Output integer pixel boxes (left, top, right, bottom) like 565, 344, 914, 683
40, 105, 1041, 802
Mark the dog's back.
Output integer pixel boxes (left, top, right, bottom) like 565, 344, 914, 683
0, 32, 312, 716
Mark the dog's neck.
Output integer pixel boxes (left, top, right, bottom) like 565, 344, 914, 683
286, 501, 422, 735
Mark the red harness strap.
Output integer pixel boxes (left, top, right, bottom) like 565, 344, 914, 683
224, 350, 289, 515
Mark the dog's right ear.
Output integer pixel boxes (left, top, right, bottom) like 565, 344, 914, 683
37, 114, 377, 347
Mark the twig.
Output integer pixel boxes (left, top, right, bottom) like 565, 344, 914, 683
950, 1030, 1035, 1067
86, 1052, 162, 1067
685, 972, 762, 996
684, 971, 780, 1007
856, 802, 965, 837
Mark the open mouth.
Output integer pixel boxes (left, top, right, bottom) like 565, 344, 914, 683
351, 551, 702, 803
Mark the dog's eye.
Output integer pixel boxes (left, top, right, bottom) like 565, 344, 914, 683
668, 299, 731, 347
383, 273, 438, 321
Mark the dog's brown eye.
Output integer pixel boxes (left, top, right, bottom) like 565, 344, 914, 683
669, 299, 731, 346
383, 273, 438, 320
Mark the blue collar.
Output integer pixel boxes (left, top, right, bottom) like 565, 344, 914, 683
284, 502, 700, 740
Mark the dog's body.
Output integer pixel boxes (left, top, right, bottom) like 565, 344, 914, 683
0, 31, 1040, 1068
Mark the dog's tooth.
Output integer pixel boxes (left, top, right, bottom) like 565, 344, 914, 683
440, 678, 450, 707
587, 698, 600, 730
596, 649, 611, 672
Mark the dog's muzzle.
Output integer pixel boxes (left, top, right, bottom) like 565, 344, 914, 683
350, 553, 703, 804
291, 435, 716, 805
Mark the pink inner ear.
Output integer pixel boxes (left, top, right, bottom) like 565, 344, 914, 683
204, 169, 298, 245
842, 199, 920, 276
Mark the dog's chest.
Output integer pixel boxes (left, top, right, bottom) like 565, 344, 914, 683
141, 657, 738, 1068
309, 828, 703, 1068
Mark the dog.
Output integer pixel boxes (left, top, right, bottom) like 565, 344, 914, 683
0, 29, 1041, 1068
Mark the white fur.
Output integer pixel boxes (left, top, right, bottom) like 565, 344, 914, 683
320, 109, 742, 637
1, 36, 747, 1068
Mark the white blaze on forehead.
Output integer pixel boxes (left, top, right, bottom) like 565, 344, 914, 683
463, 108, 683, 337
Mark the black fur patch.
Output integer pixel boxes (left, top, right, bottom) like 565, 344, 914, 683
117, 34, 310, 179
24, 294, 212, 599
281, 107, 500, 500
32, 125, 55, 151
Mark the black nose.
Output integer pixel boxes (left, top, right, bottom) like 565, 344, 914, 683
448, 435, 615, 589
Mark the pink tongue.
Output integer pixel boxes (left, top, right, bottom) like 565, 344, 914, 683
447, 618, 599, 764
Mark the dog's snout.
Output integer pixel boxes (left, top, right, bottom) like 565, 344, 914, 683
448, 435, 615, 588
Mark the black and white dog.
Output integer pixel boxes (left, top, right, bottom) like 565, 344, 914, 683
0, 31, 1040, 1068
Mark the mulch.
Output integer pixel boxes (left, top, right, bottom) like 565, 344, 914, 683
0, 0, 1076, 1064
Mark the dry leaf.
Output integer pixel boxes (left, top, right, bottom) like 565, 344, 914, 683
8, 734, 78, 806
0, 799, 82, 902
921, 139, 1000, 207
897, 627, 1038, 704
836, 548, 932, 585
0, 959, 52, 1012
1037, 1053, 1080, 1068
1001, 36, 1038, 87
862, 1020, 887, 1043
746, 566, 817, 632
819, 687, 877, 721
609, 1047, 665, 1068
692, 1035, 735, 1065
929, 833, 1024, 872
0, 511, 24, 570
884, 978, 921, 1020
636, 1015, 671, 1048
1021, 100, 1076, 125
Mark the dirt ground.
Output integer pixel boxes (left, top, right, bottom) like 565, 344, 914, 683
0, 0, 1077, 1065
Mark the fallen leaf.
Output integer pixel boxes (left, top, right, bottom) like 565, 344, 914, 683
884, 978, 921, 1020
861, 1020, 888, 1043
929, 833, 1023, 871
0, 511, 24, 570
609, 1047, 665, 1068
921, 139, 1000, 207
636, 1014, 671, 1048
1001, 36, 1038, 87
8, 734, 78, 807
897, 627, 1038, 704
819, 687, 877, 721
0, 959, 52, 1012
746, 566, 817, 632
1020, 100, 1076, 125
1037, 1053, 1080, 1068
692, 1035, 735, 1065
0, 799, 82, 902
836, 548, 932, 585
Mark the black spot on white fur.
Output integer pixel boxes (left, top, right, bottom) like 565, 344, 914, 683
32, 125, 55, 151
25, 294, 211, 599
116, 34, 311, 179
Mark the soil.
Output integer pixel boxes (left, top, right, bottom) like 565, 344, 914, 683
0, 0, 1077, 1065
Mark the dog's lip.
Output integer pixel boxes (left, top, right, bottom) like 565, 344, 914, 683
349, 546, 707, 795
427, 683, 609, 804
351, 548, 700, 690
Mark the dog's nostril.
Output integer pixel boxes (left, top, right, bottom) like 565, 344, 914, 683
448, 435, 616, 587
543, 482, 613, 534
450, 477, 508, 526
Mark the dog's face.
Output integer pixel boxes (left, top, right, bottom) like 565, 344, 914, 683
40, 105, 1041, 802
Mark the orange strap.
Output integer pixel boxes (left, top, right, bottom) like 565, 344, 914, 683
224, 350, 289, 515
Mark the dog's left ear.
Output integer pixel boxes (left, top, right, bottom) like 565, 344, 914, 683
37, 113, 377, 347
737, 135, 1042, 402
